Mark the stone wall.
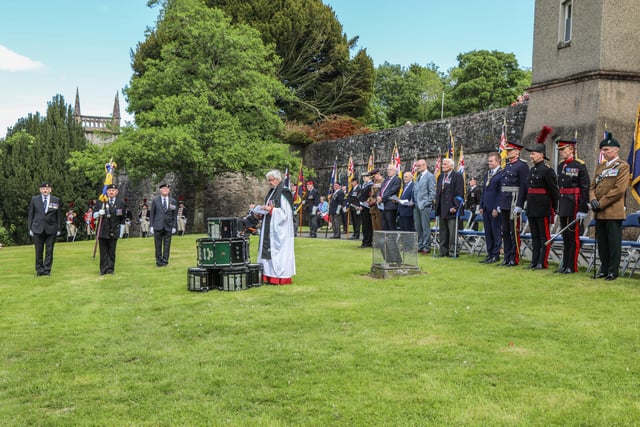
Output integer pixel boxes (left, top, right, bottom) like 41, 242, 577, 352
119, 103, 528, 234
304, 103, 528, 193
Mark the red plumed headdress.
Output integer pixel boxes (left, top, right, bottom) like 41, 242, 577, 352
537, 125, 553, 143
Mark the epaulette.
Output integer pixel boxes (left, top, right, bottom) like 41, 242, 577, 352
574, 158, 585, 165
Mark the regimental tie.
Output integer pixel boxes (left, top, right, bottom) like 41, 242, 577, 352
44, 197, 49, 213
163, 198, 168, 211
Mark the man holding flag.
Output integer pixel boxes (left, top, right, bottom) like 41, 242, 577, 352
93, 184, 126, 275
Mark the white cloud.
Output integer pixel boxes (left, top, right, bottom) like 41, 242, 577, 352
0, 45, 44, 71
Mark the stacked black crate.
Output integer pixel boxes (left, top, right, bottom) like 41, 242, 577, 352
187, 217, 263, 292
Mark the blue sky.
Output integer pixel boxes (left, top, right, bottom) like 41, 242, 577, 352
0, 0, 534, 138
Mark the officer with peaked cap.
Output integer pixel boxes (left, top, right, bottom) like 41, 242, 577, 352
497, 140, 529, 266
589, 133, 630, 280
555, 138, 590, 273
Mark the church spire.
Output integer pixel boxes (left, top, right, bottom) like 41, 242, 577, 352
74, 87, 81, 117
112, 92, 120, 119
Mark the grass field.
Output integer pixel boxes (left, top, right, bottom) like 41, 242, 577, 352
1, 234, 639, 426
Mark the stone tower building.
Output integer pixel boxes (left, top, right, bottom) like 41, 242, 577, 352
73, 88, 121, 144
523, 0, 640, 168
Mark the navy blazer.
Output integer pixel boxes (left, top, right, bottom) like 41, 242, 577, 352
378, 175, 402, 211
435, 172, 464, 220
150, 196, 178, 231
28, 194, 62, 235
94, 198, 126, 239
397, 181, 414, 217
480, 168, 504, 212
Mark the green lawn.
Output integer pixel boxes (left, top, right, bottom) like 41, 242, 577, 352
1, 235, 639, 426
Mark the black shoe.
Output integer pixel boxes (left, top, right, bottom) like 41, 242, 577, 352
605, 274, 617, 281
533, 264, 545, 270
330, 236, 341, 239
594, 273, 607, 279
523, 264, 534, 269
480, 257, 490, 263
561, 268, 574, 274
348, 236, 359, 240
504, 261, 516, 267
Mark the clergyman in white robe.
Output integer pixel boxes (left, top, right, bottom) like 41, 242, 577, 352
257, 170, 296, 285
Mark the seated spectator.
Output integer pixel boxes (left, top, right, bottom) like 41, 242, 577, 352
240, 203, 261, 235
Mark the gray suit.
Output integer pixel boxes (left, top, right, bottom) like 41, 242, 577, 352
413, 170, 436, 251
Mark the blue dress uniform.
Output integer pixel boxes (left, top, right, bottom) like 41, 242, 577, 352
556, 140, 590, 273
524, 153, 560, 269
497, 143, 529, 266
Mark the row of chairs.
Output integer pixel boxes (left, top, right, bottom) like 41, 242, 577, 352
431, 210, 640, 277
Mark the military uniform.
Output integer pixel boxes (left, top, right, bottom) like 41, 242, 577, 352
556, 140, 590, 273
465, 181, 482, 230
347, 183, 362, 239
304, 183, 320, 237
358, 177, 374, 247
94, 185, 126, 275
497, 144, 529, 266
524, 151, 560, 269
589, 133, 630, 280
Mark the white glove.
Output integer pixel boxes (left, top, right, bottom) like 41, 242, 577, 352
576, 212, 588, 220
56, 231, 61, 236
513, 206, 523, 215
29, 230, 33, 237
496, 207, 501, 213
99, 209, 106, 216
149, 227, 154, 235
172, 228, 176, 234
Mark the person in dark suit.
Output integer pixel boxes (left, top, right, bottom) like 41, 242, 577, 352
347, 178, 362, 239
397, 171, 415, 231
93, 184, 126, 275
376, 164, 402, 230
27, 182, 62, 276
465, 177, 482, 230
358, 172, 374, 247
303, 181, 320, 237
150, 183, 178, 266
328, 182, 345, 238
479, 153, 504, 264
435, 158, 465, 257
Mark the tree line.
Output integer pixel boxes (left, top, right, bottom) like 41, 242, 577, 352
0, 0, 531, 245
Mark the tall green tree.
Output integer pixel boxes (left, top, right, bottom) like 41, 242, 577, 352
371, 62, 444, 128
143, 0, 375, 123
0, 96, 96, 244
445, 50, 530, 116
117, 0, 297, 228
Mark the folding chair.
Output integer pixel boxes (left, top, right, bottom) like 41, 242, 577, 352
619, 212, 640, 276
518, 211, 532, 259
457, 210, 486, 255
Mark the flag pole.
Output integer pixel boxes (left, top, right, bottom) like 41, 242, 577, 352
93, 158, 116, 259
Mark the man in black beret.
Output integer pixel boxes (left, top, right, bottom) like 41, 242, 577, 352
27, 182, 63, 276
150, 183, 178, 266
93, 184, 126, 275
